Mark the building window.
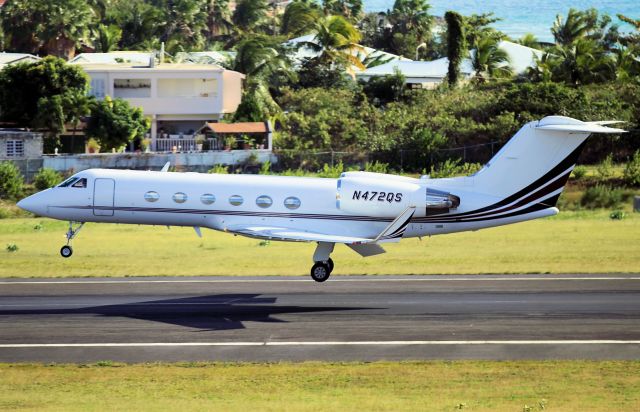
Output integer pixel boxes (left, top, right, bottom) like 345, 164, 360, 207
200, 194, 216, 205
144, 191, 160, 202
113, 78, 151, 98
229, 195, 243, 206
256, 195, 273, 208
89, 78, 106, 98
6, 140, 24, 157
173, 192, 188, 203
284, 196, 301, 210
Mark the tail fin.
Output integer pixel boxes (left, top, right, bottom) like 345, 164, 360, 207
473, 116, 625, 203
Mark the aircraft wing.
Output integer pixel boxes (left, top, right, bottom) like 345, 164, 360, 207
225, 225, 372, 244
225, 206, 416, 250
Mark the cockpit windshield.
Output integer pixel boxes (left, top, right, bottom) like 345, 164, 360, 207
57, 177, 78, 187
57, 177, 87, 188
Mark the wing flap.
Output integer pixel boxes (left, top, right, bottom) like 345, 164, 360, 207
226, 225, 372, 244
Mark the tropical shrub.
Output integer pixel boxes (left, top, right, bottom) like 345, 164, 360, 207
0, 161, 24, 200
33, 168, 63, 190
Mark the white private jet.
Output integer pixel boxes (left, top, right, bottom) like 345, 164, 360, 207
18, 116, 624, 282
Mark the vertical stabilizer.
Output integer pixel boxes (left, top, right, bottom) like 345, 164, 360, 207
472, 116, 624, 203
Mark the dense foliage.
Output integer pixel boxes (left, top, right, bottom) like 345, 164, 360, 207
85, 96, 150, 151
0, 1, 638, 172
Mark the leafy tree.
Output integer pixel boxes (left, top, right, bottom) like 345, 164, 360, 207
0, 57, 90, 137
445, 11, 465, 87
0, 162, 24, 200
1, 0, 95, 58
471, 35, 512, 81
86, 96, 150, 151
360, 69, 406, 106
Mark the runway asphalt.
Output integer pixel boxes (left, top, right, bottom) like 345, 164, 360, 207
1, 274, 639, 362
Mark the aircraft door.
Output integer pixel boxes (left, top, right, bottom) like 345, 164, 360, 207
93, 178, 115, 216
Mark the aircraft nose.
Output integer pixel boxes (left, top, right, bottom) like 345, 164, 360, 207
17, 194, 46, 215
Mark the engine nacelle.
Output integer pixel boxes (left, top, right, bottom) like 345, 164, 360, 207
337, 174, 461, 218
337, 175, 422, 218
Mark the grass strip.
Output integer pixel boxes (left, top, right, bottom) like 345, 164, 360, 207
1, 211, 639, 277
0, 361, 638, 411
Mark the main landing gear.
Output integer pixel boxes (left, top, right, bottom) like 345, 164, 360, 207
60, 221, 84, 258
310, 242, 335, 282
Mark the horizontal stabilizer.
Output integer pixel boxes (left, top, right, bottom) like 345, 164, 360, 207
536, 116, 626, 134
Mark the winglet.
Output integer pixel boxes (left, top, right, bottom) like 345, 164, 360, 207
374, 206, 416, 243
160, 162, 170, 172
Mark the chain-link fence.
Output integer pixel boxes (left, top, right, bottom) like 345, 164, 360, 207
273, 141, 501, 173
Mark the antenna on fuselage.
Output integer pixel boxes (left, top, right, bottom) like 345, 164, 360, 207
160, 162, 170, 172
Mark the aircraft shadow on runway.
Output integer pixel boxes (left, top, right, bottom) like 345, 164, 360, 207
0, 294, 375, 331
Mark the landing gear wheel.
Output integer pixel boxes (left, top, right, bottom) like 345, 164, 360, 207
326, 258, 334, 273
60, 245, 73, 258
310, 262, 331, 282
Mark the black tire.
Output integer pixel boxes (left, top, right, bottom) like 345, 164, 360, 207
327, 258, 334, 273
60, 245, 73, 258
310, 262, 331, 282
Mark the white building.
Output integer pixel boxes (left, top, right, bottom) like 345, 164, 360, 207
0, 53, 41, 69
357, 41, 544, 88
75, 62, 245, 151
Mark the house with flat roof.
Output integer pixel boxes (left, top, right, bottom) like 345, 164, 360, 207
73, 61, 245, 151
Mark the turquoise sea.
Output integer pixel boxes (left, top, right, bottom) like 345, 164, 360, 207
363, 0, 639, 42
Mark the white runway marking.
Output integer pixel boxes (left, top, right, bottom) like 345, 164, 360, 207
1, 340, 640, 348
1, 276, 639, 285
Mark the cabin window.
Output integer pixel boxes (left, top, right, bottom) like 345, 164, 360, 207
71, 178, 87, 188
200, 194, 216, 205
173, 192, 188, 203
284, 196, 301, 210
229, 195, 243, 206
144, 191, 160, 202
256, 195, 273, 208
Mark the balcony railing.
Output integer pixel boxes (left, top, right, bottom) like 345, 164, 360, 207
154, 137, 267, 152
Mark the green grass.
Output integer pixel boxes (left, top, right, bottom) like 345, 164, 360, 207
0, 361, 638, 411
1, 211, 639, 277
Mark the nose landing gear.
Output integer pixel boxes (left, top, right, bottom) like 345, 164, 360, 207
60, 221, 84, 258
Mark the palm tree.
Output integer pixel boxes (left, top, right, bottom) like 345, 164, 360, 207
232, 0, 268, 33
552, 8, 589, 46
281, 0, 321, 37
471, 36, 512, 81
550, 38, 615, 84
516, 33, 540, 49
322, 0, 363, 22
43, 0, 95, 59
205, 0, 233, 39
116, 1, 165, 49
388, 0, 432, 38
92, 24, 122, 53
304, 15, 365, 74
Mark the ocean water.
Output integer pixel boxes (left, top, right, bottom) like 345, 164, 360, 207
363, 0, 639, 42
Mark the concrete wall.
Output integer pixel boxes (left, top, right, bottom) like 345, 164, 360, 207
42, 151, 277, 174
